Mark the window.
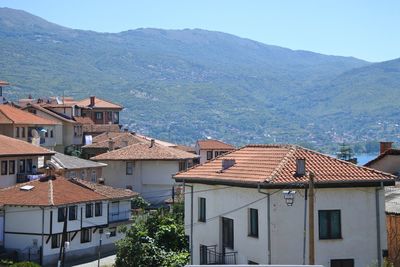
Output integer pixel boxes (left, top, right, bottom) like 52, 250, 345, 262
222, 217, 234, 249
109, 227, 117, 237
50, 129, 54, 138
16, 127, 20, 138
95, 202, 102, 217
179, 161, 186, 171
206, 151, 213, 160
248, 261, 259, 265
51, 234, 60, 249
69, 205, 78, 221
331, 259, 354, 267
21, 127, 25, 138
8, 160, 15, 175
1, 161, 7, 175
86, 203, 93, 218
95, 112, 103, 120
198, 197, 206, 222
200, 245, 207, 265
19, 159, 25, 173
91, 170, 97, 182
26, 159, 33, 173
45, 130, 49, 138
248, 208, 259, 237
113, 112, 119, 124
69, 171, 76, 178
214, 151, 219, 157
319, 210, 341, 239
126, 162, 133, 175
80, 170, 86, 179
58, 207, 66, 222
80, 228, 92, 243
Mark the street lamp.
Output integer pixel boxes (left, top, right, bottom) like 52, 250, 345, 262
282, 190, 296, 206
98, 229, 111, 267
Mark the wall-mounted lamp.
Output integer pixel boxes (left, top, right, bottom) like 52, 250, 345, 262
282, 190, 296, 206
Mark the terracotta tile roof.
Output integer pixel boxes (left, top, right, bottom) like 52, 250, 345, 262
73, 116, 93, 124
72, 179, 138, 200
0, 104, 59, 125
197, 139, 235, 150
174, 145, 196, 154
364, 149, 400, 167
174, 144, 396, 187
83, 132, 145, 149
0, 176, 137, 207
76, 97, 123, 109
0, 134, 55, 157
91, 142, 199, 161
135, 134, 177, 147
82, 123, 120, 134
23, 104, 77, 124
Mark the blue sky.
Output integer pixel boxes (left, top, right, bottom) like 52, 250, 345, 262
1, 0, 399, 62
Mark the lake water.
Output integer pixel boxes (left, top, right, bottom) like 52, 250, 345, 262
356, 154, 377, 166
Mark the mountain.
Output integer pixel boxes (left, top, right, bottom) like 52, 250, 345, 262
0, 7, 398, 152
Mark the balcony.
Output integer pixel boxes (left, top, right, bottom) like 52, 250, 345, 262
16, 173, 46, 183
201, 245, 237, 265
108, 210, 132, 226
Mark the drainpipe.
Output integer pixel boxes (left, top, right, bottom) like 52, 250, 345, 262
258, 184, 271, 264
302, 188, 308, 265
375, 182, 383, 267
40, 207, 45, 266
184, 181, 194, 265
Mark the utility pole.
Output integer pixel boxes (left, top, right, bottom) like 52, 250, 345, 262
308, 172, 315, 265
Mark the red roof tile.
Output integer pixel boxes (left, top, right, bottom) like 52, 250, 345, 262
76, 97, 123, 109
91, 142, 199, 161
197, 139, 235, 150
83, 132, 145, 149
0, 134, 55, 157
0, 105, 59, 125
174, 144, 395, 187
0, 176, 137, 207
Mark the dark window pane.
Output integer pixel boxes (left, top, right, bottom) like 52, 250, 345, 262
95, 202, 102, 216
222, 217, 234, 249
319, 210, 341, 239
249, 208, 259, 237
1, 161, 7, 175
331, 259, 354, 267
198, 198, 206, 222
69, 206, 77, 220
9, 161, 15, 175
58, 207, 66, 222
86, 203, 93, 218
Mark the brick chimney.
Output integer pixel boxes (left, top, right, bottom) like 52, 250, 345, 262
90, 96, 95, 107
295, 158, 306, 177
380, 142, 393, 154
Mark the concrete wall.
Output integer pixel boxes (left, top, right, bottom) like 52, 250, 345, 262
101, 160, 178, 204
368, 155, 400, 175
184, 184, 387, 267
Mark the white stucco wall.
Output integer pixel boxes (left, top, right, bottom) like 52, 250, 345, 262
101, 160, 178, 204
184, 184, 387, 267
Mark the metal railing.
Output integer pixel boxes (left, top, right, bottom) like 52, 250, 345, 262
201, 245, 237, 265
108, 210, 131, 223
16, 172, 46, 183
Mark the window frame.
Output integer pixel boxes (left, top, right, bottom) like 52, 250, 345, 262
319, 210, 342, 240
126, 162, 134, 175
198, 197, 206, 222
21, 127, 25, 138
58, 207, 66, 222
95, 202, 103, 217
16, 127, 20, 138
18, 159, 25, 173
51, 234, 60, 249
248, 208, 259, 238
8, 160, 15, 175
26, 159, 33, 173
206, 151, 213, 160
95, 112, 103, 120
1, 161, 7, 175
80, 228, 92, 243
200, 244, 208, 265
222, 217, 234, 249
86, 203, 93, 218
68, 205, 78, 221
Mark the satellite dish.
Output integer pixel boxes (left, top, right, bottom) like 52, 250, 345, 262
31, 129, 39, 138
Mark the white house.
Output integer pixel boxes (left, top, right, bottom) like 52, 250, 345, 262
0, 176, 137, 266
195, 139, 235, 164
174, 144, 395, 267
91, 139, 199, 205
0, 134, 54, 187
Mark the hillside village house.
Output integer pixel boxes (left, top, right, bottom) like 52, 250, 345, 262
91, 140, 199, 205
174, 144, 395, 267
49, 152, 107, 182
195, 139, 235, 164
365, 142, 400, 176
0, 105, 61, 150
0, 134, 54, 187
0, 176, 136, 266
23, 103, 83, 152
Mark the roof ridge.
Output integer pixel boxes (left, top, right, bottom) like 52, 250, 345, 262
48, 179, 54, 206
266, 145, 297, 183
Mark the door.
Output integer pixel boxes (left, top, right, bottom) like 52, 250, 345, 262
221, 217, 234, 252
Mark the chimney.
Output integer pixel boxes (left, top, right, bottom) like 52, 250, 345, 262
222, 158, 235, 170
90, 96, 95, 107
295, 158, 306, 177
380, 142, 393, 154
149, 139, 155, 148
108, 138, 115, 151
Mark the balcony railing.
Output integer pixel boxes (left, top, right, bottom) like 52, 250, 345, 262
16, 173, 46, 183
108, 210, 131, 223
201, 245, 237, 265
